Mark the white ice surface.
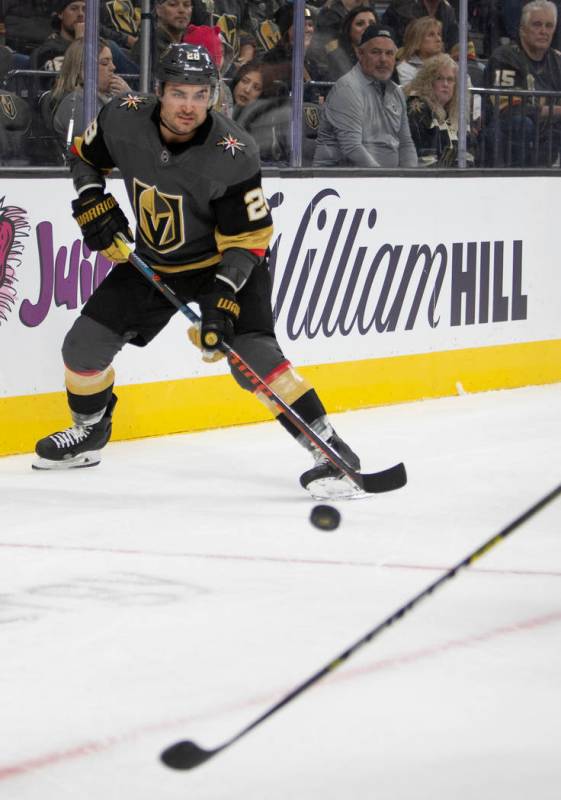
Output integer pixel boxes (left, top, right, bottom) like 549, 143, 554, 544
1, 383, 560, 800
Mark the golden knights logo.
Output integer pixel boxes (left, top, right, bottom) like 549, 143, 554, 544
133, 179, 185, 254
104, 0, 139, 37
119, 93, 145, 110
252, 19, 281, 52
213, 13, 239, 59
304, 105, 320, 131
0, 93, 17, 120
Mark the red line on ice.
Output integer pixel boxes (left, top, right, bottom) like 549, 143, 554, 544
1, 541, 560, 578
1, 610, 560, 781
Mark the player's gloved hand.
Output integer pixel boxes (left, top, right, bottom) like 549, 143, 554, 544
71, 190, 133, 262
198, 279, 240, 353
187, 323, 226, 363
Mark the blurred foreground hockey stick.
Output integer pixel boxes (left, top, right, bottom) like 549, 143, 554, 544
114, 235, 406, 495
159, 482, 561, 770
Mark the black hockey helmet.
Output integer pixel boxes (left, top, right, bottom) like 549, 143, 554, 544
156, 43, 219, 89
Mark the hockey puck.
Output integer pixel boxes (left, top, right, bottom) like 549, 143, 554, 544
310, 504, 341, 531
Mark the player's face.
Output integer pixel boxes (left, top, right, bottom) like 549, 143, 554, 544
159, 82, 211, 141
419, 25, 443, 58
349, 12, 377, 47
432, 65, 456, 106
520, 9, 556, 56
358, 36, 397, 81
156, 0, 193, 36
233, 70, 264, 107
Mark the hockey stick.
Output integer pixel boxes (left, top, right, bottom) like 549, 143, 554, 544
159, 482, 561, 770
114, 235, 406, 494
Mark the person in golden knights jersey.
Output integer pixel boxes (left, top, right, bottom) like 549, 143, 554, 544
34, 43, 361, 498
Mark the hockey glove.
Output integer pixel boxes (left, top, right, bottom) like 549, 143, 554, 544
71, 190, 133, 262
198, 279, 240, 353
187, 323, 226, 363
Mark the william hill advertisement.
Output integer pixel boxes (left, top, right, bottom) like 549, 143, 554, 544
1, 175, 560, 454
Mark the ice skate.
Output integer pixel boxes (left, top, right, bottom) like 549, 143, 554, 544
300, 431, 363, 500
33, 395, 117, 470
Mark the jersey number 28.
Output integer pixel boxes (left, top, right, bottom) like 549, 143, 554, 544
244, 188, 269, 222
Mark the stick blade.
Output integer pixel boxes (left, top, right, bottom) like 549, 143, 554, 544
160, 740, 217, 770
362, 462, 407, 493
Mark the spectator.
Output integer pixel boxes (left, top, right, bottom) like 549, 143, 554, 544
313, 23, 418, 167
469, 0, 506, 57
189, 0, 213, 26
98, 0, 142, 74
397, 16, 443, 86
0, 42, 30, 77
209, 0, 245, 63
315, 0, 376, 67
100, 0, 141, 52
382, 0, 459, 51
0, 45, 10, 80
484, 0, 561, 165
231, 59, 265, 118
48, 38, 131, 146
30, 0, 86, 72
242, 0, 283, 57
405, 52, 471, 165
235, 93, 321, 165
3, 0, 53, 56
231, 51, 320, 165
0, 88, 31, 164
325, 5, 378, 82
449, 39, 485, 85
130, 0, 193, 64
182, 23, 234, 115
261, 4, 327, 102
231, 33, 258, 72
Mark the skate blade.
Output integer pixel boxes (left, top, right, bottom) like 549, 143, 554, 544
306, 475, 368, 501
32, 451, 101, 470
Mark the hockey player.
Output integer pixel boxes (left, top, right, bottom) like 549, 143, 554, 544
33, 42, 361, 498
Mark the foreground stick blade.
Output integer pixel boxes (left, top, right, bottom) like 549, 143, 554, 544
159, 482, 561, 771
113, 236, 406, 494
160, 741, 219, 770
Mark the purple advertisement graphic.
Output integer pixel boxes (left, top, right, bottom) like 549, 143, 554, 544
0, 197, 29, 326
18, 222, 114, 328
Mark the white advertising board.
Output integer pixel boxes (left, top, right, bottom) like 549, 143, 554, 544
1, 175, 559, 398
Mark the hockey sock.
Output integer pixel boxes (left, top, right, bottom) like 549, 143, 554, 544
251, 362, 330, 444
274, 391, 332, 443
65, 365, 115, 423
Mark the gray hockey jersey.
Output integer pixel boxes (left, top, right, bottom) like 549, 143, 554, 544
71, 93, 273, 275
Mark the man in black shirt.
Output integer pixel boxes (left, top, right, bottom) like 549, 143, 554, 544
30, 0, 86, 71
484, 0, 561, 165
